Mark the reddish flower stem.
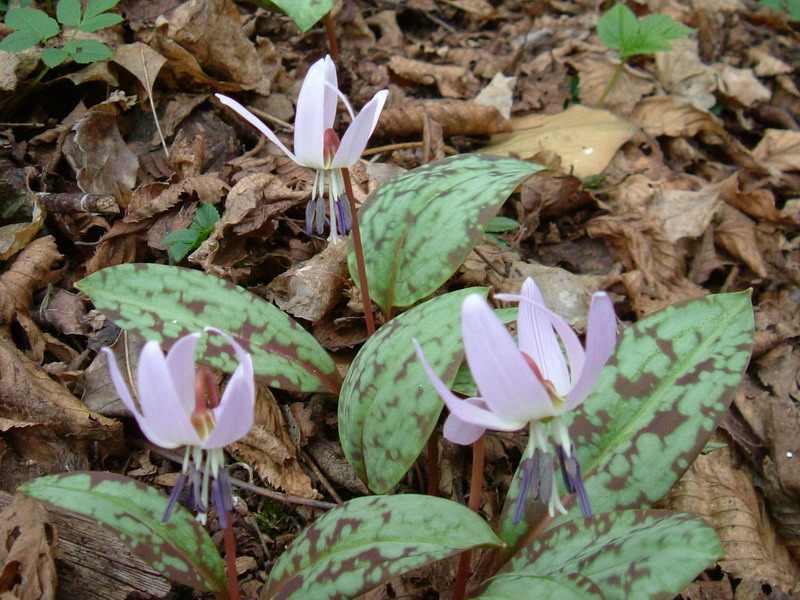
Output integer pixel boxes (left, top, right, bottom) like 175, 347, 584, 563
452, 436, 485, 600
322, 12, 339, 61
223, 511, 240, 600
342, 167, 376, 336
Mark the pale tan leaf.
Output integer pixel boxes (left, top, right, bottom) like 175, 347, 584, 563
0, 497, 57, 600
481, 104, 638, 178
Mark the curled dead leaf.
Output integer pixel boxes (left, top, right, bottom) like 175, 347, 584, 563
388, 55, 480, 98
715, 204, 769, 278
0, 236, 62, 324
374, 99, 511, 138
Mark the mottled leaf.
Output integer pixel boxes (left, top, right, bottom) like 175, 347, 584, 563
76, 264, 340, 394
471, 573, 604, 600
349, 155, 543, 313
262, 494, 503, 600
482, 511, 719, 600
19, 471, 226, 593
500, 292, 753, 551
339, 288, 487, 493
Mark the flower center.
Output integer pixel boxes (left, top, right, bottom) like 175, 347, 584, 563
520, 351, 564, 411
323, 128, 340, 168
191, 367, 218, 440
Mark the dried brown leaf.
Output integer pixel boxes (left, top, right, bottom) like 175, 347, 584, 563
0, 496, 57, 600
268, 240, 348, 323
663, 446, 800, 592
0, 178, 43, 262
229, 386, 319, 499
0, 236, 62, 324
388, 56, 480, 99
124, 175, 227, 223
375, 99, 510, 138
753, 130, 800, 176
715, 205, 769, 278
574, 56, 655, 114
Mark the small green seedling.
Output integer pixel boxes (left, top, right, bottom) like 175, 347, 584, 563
162, 204, 220, 262
0, 0, 122, 67
595, 3, 695, 106
485, 215, 520, 249
758, 0, 800, 20
246, 0, 333, 32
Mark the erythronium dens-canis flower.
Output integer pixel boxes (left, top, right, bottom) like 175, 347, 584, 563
414, 278, 617, 520
216, 56, 388, 242
103, 326, 255, 526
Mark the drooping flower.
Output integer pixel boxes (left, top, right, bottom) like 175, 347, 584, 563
216, 56, 388, 243
414, 278, 617, 519
103, 327, 255, 525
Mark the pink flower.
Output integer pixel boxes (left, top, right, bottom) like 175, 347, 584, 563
216, 56, 388, 242
414, 279, 617, 517
104, 326, 255, 524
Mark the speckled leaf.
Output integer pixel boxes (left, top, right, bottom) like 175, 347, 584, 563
76, 264, 340, 394
268, 0, 333, 32
470, 573, 604, 600
262, 494, 503, 600
19, 471, 226, 593
480, 511, 719, 600
349, 155, 543, 313
499, 292, 753, 551
339, 288, 487, 493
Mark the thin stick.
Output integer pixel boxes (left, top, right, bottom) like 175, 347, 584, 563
223, 513, 240, 600
341, 167, 376, 335
322, 12, 339, 60
452, 436, 484, 600
427, 430, 439, 497
301, 448, 344, 504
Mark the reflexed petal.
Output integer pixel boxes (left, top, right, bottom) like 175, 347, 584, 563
515, 279, 570, 395
461, 295, 555, 422
414, 340, 526, 432
137, 341, 201, 448
165, 333, 202, 417
330, 90, 389, 168
215, 94, 297, 163
102, 347, 138, 415
495, 293, 586, 392
443, 398, 489, 445
564, 292, 617, 410
294, 58, 330, 168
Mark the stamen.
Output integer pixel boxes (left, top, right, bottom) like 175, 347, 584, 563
513, 454, 540, 525
163, 472, 187, 522
305, 200, 315, 235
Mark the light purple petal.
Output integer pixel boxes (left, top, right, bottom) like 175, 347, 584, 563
514, 279, 570, 395
320, 56, 338, 129
102, 347, 138, 415
330, 89, 389, 169
294, 58, 331, 168
461, 295, 556, 422
137, 341, 202, 448
495, 293, 586, 392
414, 340, 526, 432
443, 398, 488, 445
215, 94, 297, 163
165, 333, 201, 417
202, 328, 255, 448
564, 292, 617, 410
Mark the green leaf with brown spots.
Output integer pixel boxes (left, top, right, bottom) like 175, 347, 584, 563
499, 292, 753, 552
262, 494, 503, 600
339, 288, 487, 493
476, 510, 719, 600
349, 155, 543, 314
19, 471, 226, 594
76, 264, 340, 394
470, 574, 604, 600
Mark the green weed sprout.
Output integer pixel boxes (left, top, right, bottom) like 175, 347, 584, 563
162, 204, 220, 263
0, 0, 122, 67
596, 3, 694, 107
